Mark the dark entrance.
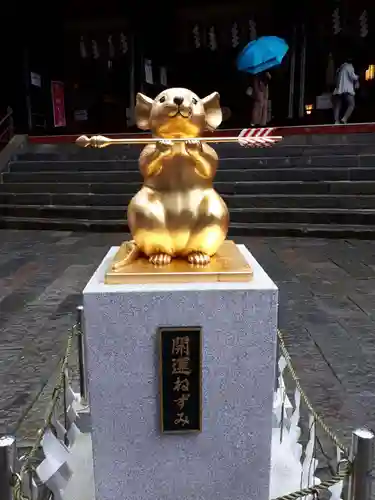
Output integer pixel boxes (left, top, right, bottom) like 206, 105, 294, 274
8, 0, 375, 134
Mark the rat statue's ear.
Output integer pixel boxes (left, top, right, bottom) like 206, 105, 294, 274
135, 93, 154, 130
202, 92, 222, 130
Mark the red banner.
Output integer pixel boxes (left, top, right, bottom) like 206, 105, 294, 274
51, 81, 66, 128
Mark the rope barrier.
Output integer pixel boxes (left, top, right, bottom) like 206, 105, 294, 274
10, 324, 353, 500
11, 324, 77, 500
271, 459, 351, 500
277, 329, 350, 457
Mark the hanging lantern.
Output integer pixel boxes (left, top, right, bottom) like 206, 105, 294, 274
120, 33, 128, 54
192, 24, 201, 49
108, 35, 115, 59
160, 67, 167, 86
80, 36, 87, 59
359, 10, 368, 38
249, 20, 257, 41
332, 8, 341, 35
208, 27, 217, 51
92, 40, 100, 59
231, 23, 239, 48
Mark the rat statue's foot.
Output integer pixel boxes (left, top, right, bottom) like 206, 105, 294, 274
149, 253, 172, 266
187, 252, 211, 266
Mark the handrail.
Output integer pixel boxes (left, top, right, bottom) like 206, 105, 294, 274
0, 107, 14, 146
0, 107, 13, 128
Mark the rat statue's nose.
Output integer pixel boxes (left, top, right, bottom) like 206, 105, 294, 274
173, 96, 184, 106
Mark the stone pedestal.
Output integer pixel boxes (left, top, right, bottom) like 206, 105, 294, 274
83, 245, 278, 500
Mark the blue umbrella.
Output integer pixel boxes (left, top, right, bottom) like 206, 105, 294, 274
236, 36, 289, 74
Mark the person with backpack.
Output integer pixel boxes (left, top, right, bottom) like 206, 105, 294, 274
332, 59, 359, 124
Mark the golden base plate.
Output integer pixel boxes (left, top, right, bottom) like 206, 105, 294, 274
105, 240, 252, 284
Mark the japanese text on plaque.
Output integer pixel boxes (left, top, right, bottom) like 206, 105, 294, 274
159, 327, 202, 433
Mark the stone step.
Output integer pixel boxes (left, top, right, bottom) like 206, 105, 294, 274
2, 180, 375, 195
5, 167, 375, 184
2, 193, 375, 209
1, 215, 375, 238
8, 155, 375, 173
1, 204, 375, 225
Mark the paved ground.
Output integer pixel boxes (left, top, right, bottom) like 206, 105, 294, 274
0, 230, 374, 457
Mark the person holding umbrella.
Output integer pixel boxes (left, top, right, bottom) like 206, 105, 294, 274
237, 36, 288, 127
251, 71, 271, 126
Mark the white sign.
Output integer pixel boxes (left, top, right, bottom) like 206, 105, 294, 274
74, 110, 88, 121
316, 94, 332, 110
31, 72, 41, 87
144, 59, 153, 84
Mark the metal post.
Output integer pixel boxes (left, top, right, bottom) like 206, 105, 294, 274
76, 305, 88, 403
274, 335, 280, 392
288, 26, 296, 119
0, 435, 16, 500
129, 33, 136, 126
298, 24, 306, 118
23, 48, 33, 132
348, 428, 375, 500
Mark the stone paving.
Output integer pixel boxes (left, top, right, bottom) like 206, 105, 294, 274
0, 230, 374, 457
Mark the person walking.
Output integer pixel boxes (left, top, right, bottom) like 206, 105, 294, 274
332, 59, 359, 124
251, 71, 271, 126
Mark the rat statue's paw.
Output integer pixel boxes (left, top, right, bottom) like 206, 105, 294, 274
156, 139, 174, 154
185, 139, 202, 155
187, 252, 211, 266
149, 253, 172, 266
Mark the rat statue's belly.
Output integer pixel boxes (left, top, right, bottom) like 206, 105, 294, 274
127, 185, 228, 256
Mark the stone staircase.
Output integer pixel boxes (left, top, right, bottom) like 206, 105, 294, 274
2, 133, 375, 236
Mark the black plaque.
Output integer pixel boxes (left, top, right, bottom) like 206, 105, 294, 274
159, 326, 202, 433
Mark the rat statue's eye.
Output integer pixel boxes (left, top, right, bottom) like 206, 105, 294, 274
192, 98, 198, 105
159, 96, 166, 103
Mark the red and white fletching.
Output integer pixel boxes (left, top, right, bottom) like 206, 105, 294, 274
237, 127, 282, 148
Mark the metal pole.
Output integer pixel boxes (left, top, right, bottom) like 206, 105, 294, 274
23, 48, 33, 132
274, 335, 280, 392
298, 24, 306, 118
0, 435, 16, 500
288, 26, 296, 119
348, 428, 375, 500
129, 33, 136, 126
76, 305, 88, 403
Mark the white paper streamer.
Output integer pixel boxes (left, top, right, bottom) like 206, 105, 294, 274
21, 471, 39, 500
67, 423, 81, 448
270, 356, 333, 499
273, 357, 293, 429
300, 415, 321, 499
36, 430, 72, 499
22, 359, 84, 499
50, 413, 67, 442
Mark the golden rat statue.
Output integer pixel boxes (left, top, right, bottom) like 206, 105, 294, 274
125, 87, 229, 266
